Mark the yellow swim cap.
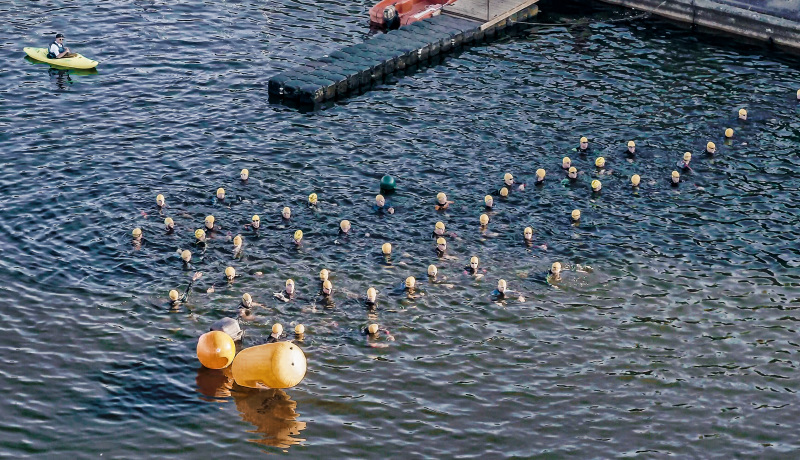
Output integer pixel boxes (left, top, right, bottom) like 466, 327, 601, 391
164, 217, 174, 227
286, 278, 294, 286
293, 230, 303, 241
504, 173, 513, 182
580, 136, 588, 143
683, 152, 692, 161
252, 215, 260, 222
225, 266, 236, 278
323, 280, 332, 290
427, 264, 437, 276
240, 168, 249, 179
500, 187, 509, 197
631, 174, 641, 186
563, 157, 571, 164
340, 220, 351, 231
272, 323, 283, 335
205, 215, 215, 225
568, 166, 577, 173
376, 194, 384, 202
498, 279, 507, 289
435, 221, 445, 230
282, 206, 291, 217
470, 256, 479, 265
739, 108, 747, 117
707, 142, 716, 150
595, 157, 605, 167
242, 293, 252, 303
551, 262, 562, 272
233, 235, 242, 246
672, 170, 680, 178
436, 192, 446, 203
295, 324, 305, 334
195, 229, 205, 240
368, 323, 379, 334
216, 188, 225, 198
484, 195, 492, 205
571, 209, 581, 220
169, 290, 179, 301
436, 237, 446, 245
308, 193, 318, 204
627, 140, 635, 147
725, 128, 734, 138
181, 249, 191, 261
536, 168, 545, 178
524, 226, 533, 236
367, 287, 377, 299
405, 276, 415, 288
132, 228, 142, 238
591, 180, 601, 191
320, 269, 329, 280
382, 242, 392, 254
156, 194, 165, 205
480, 214, 489, 225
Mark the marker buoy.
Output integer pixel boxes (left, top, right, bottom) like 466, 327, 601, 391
232, 342, 307, 389
196, 331, 236, 369
380, 175, 396, 194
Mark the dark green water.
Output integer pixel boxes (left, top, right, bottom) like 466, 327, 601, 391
1, 0, 800, 457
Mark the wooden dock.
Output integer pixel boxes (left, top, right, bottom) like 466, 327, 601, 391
268, 0, 539, 107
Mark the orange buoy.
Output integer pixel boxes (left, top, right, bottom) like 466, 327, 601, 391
232, 342, 307, 389
196, 331, 236, 369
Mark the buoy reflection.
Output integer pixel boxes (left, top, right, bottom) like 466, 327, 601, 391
233, 388, 307, 448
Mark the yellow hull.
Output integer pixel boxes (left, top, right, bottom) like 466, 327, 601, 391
23, 47, 98, 70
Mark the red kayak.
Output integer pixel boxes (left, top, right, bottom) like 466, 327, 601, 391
369, 0, 458, 29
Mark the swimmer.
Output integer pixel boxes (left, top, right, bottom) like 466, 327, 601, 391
436, 237, 447, 257
164, 217, 175, 233
480, 213, 489, 229
240, 168, 249, 181
156, 194, 166, 209
238, 292, 263, 321
484, 195, 494, 210
562, 157, 571, 170
503, 173, 514, 188
363, 323, 394, 348
490, 278, 525, 302
547, 262, 562, 284
738, 108, 747, 121
293, 229, 303, 246
535, 169, 546, 185
225, 266, 236, 282
274, 279, 296, 302
374, 194, 395, 214
568, 167, 578, 181
403, 276, 423, 298
282, 207, 291, 220
595, 157, 605, 169
625, 140, 636, 156
366, 287, 378, 309
249, 214, 260, 231
204, 215, 218, 232
319, 268, 330, 289
216, 188, 225, 201
195, 228, 206, 246
670, 170, 681, 186
339, 220, 351, 235
574, 136, 590, 154
432, 221, 446, 238
427, 264, 438, 280
465, 256, 480, 275
591, 180, 602, 192
232, 234, 243, 255
725, 128, 734, 139
181, 249, 192, 267
499, 187, 509, 198
308, 193, 318, 208
705, 142, 716, 155
435, 192, 454, 211
132, 227, 142, 243
523, 226, 533, 245
266, 323, 283, 343
677, 152, 692, 170
631, 174, 641, 187
321, 280, 333, 297
294, 324, 305, 341
168, 271, 203, 309
797, 89, 800, 101
571, 209, 581, 222
382, 242, 392, 256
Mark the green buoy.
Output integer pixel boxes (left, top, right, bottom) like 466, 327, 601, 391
380, 175, 396, 194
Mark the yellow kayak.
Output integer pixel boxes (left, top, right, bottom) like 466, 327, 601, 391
23, 47, 98, 70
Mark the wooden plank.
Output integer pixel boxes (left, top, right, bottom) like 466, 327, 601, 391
443, 0, 538, 24
481, 0, 538, 29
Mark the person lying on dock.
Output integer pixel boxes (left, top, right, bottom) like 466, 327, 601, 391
48, 33, 77, 59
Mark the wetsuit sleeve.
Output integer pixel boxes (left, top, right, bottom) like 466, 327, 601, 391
179, 280, 195, 302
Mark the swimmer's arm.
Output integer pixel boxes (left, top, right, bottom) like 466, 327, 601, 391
180, 272, 203, 301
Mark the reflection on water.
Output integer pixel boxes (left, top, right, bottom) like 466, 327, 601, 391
233, 388, 307, 449
195, 366, 234, 400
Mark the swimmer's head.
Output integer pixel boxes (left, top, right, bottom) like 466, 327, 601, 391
504, 173, 514, 185
631, 174, 641, 187
293, 230, 303, 243
272, 323, 283, 336
367, 287, 377, 302
524, 226, 533, 240
580, 136, 588, 149
497, 279, 507, 293
707, 142, 716, 153
233, 234, 242, 247
367, 323, 379, 335
551, 262, 562, 274
627, 140, 635, 152
725, 128, 734, 138
571, 209, 581, 221
169, 289, 179, 302
435, 221, 445, 235
499, 187, 509, 197
204, 215, 214, 229
480, 214, 489, 226
405, 276, 416, 289
282, 207, 291, 219
591, 180, 602, 192
132, 228, 142, 239
181, 249, 191, 262
164, 217, 174, 230
322, 280, 332, 295
738, 108, 747, 120
285, 278, 295, 294
568, 167, 578, 179
469, 256, 479, 270
340, 220, 351, 233
225, 266, 236, 280
797, 89, 800, 100
156, 194, 165, 207
320, 269, 329, 281
436, 192, 447, 205
242, 292, 252, 307
308, 193, 318, 205
671, 170, 680, 183
562, 157, 571, 168
216, 188, 225, 200
683, 152, 692, 162
295, 324, 305, 334
382, 242, 392, 255
485, 195, 493, 207
427, 264, 438, 277
375, 194, 385, 207
436, 237, 447, 251
536, 169, 546, 181
251, 215, 260, 228
595, 157, 605, 168
240, 168, 249, 180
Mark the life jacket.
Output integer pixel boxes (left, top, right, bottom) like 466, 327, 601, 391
48, 41, 65, 59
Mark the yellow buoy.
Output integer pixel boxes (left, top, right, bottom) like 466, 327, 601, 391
196, 331, 236, 369
232, 342, 307, 389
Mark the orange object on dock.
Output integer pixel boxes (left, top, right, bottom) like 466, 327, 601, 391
369, 0, 458, 28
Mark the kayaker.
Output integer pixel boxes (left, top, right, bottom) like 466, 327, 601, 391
48, 34, 77, 59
